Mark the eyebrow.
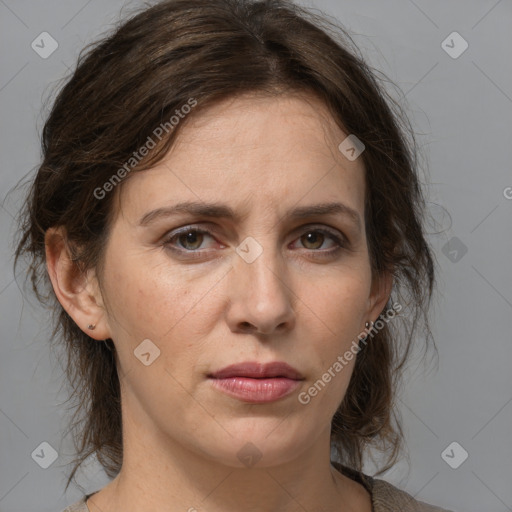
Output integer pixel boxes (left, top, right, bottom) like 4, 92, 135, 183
139, 200, 361, 229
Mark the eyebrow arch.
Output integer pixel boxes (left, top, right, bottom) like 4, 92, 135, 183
139, 200, 361, 229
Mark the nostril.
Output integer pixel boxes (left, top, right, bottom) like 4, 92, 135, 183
239, 321, 255, 332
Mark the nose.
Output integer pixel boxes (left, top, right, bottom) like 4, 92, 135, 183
225, 241, 296, 336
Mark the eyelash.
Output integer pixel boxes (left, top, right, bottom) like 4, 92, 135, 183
161, 225, 348, 259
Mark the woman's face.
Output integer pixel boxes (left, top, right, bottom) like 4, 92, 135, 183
96, 92, 390, 467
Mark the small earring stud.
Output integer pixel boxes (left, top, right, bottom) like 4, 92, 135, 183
365, 320, 374, 329
87, 324, 96, 330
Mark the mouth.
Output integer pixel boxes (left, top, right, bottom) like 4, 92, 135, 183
207, 361, 305, 380
207, 361, 305, 403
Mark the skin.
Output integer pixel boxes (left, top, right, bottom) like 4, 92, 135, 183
46, 92, 392, 512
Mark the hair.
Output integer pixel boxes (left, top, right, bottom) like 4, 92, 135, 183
13, 0, 437, 491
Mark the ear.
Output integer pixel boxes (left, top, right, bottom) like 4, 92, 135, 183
45, 226, 111, 341
366, 269, 394, 324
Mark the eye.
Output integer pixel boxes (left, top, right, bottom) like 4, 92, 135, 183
163, 227, 219, 252
162, 225, 348, 258
292, 228, 347, 254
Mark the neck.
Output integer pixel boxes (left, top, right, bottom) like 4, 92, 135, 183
85, 392, 371, 512
86, 430, 369, 512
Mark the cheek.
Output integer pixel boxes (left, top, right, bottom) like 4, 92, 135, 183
310, 272, 370, 329
102, 245, 223, 364
103, 249, 182, 329
302, 272, 370, 393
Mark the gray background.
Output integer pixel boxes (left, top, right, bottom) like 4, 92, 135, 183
1, 1, 511, 511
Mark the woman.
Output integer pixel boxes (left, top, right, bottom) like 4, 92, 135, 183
15, 0, 452, 510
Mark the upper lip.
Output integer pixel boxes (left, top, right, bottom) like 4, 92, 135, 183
208, 362, 304, 380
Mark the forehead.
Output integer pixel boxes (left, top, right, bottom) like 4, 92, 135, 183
170, 92, 356, 165
115, 92, 366, 224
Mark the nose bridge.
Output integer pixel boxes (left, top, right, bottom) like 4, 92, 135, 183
227, 233, 295, 334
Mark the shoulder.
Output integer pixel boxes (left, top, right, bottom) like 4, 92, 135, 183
370, 476, 454, 511
60, 474, 456, 512
59, 495, 89, 512
331, 461, 454, 512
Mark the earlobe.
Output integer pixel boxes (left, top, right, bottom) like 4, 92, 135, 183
44, 227, 111, 340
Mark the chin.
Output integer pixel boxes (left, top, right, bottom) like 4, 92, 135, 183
195, 423, 312, 469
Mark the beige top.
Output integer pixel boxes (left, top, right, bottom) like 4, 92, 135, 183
60, 462, 454, 512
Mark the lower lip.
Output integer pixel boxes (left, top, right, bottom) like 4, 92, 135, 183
209, 377, 302, 403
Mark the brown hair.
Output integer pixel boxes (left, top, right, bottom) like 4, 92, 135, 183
14, 0, 436, 490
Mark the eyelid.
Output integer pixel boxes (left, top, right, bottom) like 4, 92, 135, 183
161, 225, 220, 248
162, 223, 349, 252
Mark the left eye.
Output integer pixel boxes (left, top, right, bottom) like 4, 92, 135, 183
295, 230, 342, 250
163, 227, 345, 253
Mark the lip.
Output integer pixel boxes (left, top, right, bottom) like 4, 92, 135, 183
209, 377, 302, 403
208, 362, 305, 404
208, 361, 304, 380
